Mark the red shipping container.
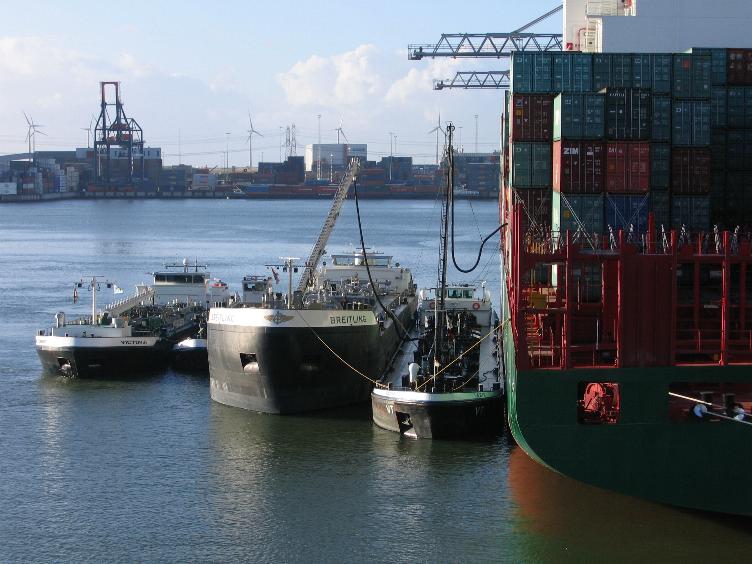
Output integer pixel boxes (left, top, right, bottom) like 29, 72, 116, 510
606, 142, 650, 193
553, 140, 605, 194
511, 93, 554, 142
671, 148, 711, 195
728, 48, 752, 85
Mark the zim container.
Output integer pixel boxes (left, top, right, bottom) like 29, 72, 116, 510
552, 191, 604, 235
671, 147, 711, 195
606, 141, 650, 193
553, 93, 605, 140
552, 140, 605, 194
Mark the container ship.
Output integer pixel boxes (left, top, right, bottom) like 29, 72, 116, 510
500, 1, 752, 515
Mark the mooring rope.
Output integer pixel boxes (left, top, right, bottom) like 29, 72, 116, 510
669, 391, 752, 426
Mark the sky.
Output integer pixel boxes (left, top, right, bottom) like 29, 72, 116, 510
0, 0, 561, 166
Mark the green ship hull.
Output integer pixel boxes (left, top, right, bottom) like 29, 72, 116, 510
502, 286, 752, 515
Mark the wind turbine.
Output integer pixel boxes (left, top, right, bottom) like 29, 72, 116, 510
23, 112, 46, 164
246, 111, 263, 169
81, 113, 96, 149
427, 112, 444, 165
333, 117, 349, 145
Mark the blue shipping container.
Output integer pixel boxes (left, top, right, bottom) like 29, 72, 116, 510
605, 194, 650, 233
651, 95, 672, 141
553, 53, 593, 92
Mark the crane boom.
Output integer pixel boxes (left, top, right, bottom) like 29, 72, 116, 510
512, 4, 563, 33
408, 32, 562, 60
296, 159, 361, 293
434, 71, 509, 90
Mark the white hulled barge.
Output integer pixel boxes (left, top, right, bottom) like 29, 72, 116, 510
207, 160, 418, 413
36, 260, 222, 378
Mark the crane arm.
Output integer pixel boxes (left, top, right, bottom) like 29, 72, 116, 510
296, 159, 361, 293
434, 71, 510, 90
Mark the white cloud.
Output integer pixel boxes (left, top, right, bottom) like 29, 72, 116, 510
385, 58, 462, 105
277, 44, 382, 108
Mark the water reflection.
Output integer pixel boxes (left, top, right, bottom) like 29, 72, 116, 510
208, 402, 514, 561
507, 445, 752, 560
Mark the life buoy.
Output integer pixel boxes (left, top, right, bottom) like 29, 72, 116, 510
472, 302, 480, 310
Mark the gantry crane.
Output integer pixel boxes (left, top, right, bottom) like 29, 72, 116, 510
410, 4, 563, 90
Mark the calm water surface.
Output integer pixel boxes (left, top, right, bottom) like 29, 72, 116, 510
1, 199, 750, 561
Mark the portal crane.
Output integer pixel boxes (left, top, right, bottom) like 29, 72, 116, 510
412, 4, 563, 90
434, 71, 509, 90
296, 159, 361, 294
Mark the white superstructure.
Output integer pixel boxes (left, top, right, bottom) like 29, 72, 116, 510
564, 0, 752, 53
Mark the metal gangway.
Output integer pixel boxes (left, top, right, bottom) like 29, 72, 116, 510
296, 158, 361, 293
103, 286, 154, 317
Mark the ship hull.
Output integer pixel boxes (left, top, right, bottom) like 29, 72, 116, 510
371, 390, 504, 439
35, 336, 169, 378
502, 320, 752, 516
208, 304, 415, 414
171, 339, 209, 373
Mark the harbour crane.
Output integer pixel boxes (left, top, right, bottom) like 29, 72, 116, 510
296, 158, 361, 295
411, 4, 563, 90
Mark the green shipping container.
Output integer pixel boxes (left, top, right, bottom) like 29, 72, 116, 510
710, 129, 726, 170
552, 191, 604, 235
511, 142, 551, 188
710, 87, 727, 128
650, 143, 671, 190
672, 100, 711, 146
652, 54, 672, 94
650, 190, 671, 228
511, 52, 534, 93
727, 86, 752, 128
726, 130, 752, 170
533, 53, 554, 92
632, 54, 653, 89
690, 48, 727, 85
592, 53, 632, 90
673, 54, 711, 99
553, 93, 605, 140
553, 53, 593, 92
651, 95, 671, 141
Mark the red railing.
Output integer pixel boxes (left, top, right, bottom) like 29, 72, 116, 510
505, 202, 752, 370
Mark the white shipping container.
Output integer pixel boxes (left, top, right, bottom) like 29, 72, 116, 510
0, 182, 17, 195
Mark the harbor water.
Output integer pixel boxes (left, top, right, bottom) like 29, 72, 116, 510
1, 199, 750, 561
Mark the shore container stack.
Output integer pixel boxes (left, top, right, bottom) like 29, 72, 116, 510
506, 48, 752, 239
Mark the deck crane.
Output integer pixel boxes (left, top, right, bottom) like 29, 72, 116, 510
296, 158, 361, 294
410, 4, 563, 90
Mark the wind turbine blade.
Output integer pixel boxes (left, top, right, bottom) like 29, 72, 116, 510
341, 130, 349, 144
23, 111, 31, 126
36, 130, 47, 136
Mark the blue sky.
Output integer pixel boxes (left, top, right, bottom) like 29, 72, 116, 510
0, 0, 560, 165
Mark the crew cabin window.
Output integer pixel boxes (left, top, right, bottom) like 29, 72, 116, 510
578, 382, 620, 424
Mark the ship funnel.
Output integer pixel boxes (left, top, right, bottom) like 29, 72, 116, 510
55, 312, 66, 328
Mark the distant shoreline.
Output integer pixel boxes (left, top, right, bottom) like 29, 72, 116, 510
0, 191, 497, 203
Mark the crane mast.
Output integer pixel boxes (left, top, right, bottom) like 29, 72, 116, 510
412, 4, 564, 90
296, 159, 361, 294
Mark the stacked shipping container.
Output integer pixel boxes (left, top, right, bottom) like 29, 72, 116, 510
506, 48, 752, 237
